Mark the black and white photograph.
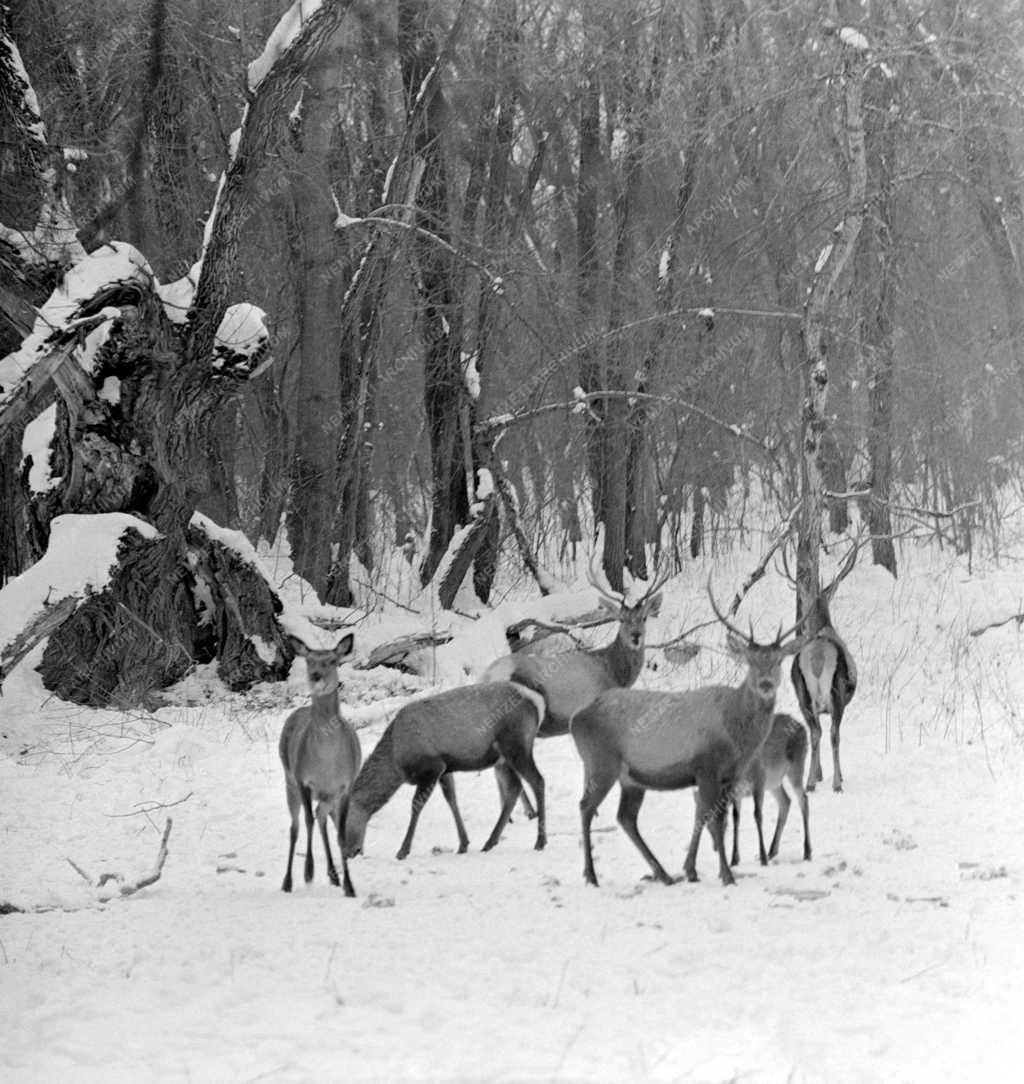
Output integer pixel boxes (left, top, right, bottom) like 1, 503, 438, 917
1, 0, 1023, 1080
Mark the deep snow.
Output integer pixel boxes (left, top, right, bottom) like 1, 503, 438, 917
2, 536, 1024, 1083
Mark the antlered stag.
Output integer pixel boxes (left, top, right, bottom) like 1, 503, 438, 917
571, 587, 804, 888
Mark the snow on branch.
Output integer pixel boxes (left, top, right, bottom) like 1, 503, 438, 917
0, 242, 153, 428
0, 21, 85, 274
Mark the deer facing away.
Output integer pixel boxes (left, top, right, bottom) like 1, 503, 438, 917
344, 681, 547, 860
570, 590, 804, 888
728, 711, 811, 867
788, 545, 858, 792
279, 633, 361, 896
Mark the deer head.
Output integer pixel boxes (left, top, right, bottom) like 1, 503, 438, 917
587, 551, 670, 653
288, 633, 355, 697
708, 580, 805, 705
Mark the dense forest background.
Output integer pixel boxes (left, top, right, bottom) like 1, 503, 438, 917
2, 0, 1023, 701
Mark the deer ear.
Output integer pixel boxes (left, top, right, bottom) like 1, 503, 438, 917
725, 630, 748, 658
332, 633, 355, 663
597, 596, 621, 615
287, 635, 309, 658
646, 592, 663, 617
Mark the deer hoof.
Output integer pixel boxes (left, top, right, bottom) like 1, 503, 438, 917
833, 781, 844, 793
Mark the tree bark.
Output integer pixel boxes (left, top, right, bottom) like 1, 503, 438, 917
797, 37, 868, 615
858, 54, 897, 574
398, 0, 472, 592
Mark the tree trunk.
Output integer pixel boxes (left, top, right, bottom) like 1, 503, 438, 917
858, 54, 898, 574
797, 38, 868, 615
284, 30, 353, 600
398, 0, 472, 591
576, 62, 605, 564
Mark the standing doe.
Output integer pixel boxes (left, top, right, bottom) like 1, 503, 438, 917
344, 681, 547, 860
279, 633, 361, 896
729, 711, 811, 866
786, 543, 858, 792
570, 587, 804, 888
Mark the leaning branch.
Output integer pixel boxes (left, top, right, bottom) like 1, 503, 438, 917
185, 0, 355, 366
728, 500, 802, 616
969, 612, 1024, 638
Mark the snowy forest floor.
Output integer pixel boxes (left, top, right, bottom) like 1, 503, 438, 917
2, 538, 1024, 1083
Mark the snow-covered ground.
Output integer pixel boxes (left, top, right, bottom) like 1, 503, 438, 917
3, 536, 1024, 1083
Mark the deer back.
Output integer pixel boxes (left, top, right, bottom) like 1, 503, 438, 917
391, 682, 543, 769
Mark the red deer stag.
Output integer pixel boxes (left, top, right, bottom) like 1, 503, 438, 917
786, 542, 859, 792
483, 554, 669, 816
570, 585, 805, 887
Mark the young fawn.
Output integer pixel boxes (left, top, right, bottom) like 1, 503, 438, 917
279, 633, 361, 896
728, 711, 811, 866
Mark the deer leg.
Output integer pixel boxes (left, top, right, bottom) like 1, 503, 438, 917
397, 776, 440, 860
768, 785, 791, 860
335, 796, 356, 897
301, 785, 316, 884
318, 803, 340, 887
831, 701, 845, 792
806, 715, 824, 790
752, 778, 769, 867
684, 786, 710, 882
282, 778, 301, 893
579, 768, 617, 887
438, 773, 470, 853
495, 771, 537, 822
730, 798, 741, 867
483, 761, 522, 852
617, 784, 673, 885
709, 782, 735, 886
497, 739, 547, 851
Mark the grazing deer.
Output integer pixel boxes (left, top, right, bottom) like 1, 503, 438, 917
728, 712, 811, 866
279, 633, 361, 896
483, 554, 668, 816
786, 543, 858, 793
344, 681, 547, 860
570, 586, 804, 888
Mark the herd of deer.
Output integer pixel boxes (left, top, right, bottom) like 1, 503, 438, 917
278, 553, 858, 897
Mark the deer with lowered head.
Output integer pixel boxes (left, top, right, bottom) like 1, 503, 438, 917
343, 681, 547, 859
785, 541, 859, 792
279, 633, 361, 896
483, 553, 669, 815
570, 584, 805, 888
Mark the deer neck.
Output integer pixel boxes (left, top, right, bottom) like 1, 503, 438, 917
351, 723, 402, 817
804, 598, 833, 637
595, 636, 644, 688
726, 682, 777, 752
308, 690, 344, 733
